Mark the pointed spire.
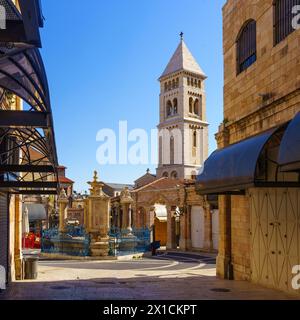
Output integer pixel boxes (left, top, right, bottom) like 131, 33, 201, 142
160, 36, 206, 79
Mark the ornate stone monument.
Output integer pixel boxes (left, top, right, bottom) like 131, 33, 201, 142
119, 187, 137, 251
58, 188, 68, 233
86, 171, 110, 257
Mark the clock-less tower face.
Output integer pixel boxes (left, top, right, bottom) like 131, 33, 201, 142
156, 38, 209, 180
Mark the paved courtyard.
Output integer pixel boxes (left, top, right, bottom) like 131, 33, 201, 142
0, 252, 299, 300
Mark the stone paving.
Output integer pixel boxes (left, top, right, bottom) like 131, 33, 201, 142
0, 252, 299, 300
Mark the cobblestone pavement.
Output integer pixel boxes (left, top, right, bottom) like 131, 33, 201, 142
0, 252, 299, 300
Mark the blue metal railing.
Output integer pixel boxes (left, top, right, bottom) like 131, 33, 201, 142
108, 227, 152, 256
42, 226, 155, 257
41, 226, 90, 257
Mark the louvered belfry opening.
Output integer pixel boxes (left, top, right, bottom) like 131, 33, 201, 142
237, 19, 257, 74
274, 0, 300, 45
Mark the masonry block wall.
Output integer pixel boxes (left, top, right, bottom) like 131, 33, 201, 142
218, 0, 300, 281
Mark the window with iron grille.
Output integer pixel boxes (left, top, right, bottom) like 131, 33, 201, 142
237, 20, 257, 74
274, 0, 300, 45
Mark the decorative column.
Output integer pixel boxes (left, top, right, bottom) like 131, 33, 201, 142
179, 206, 188, 251
144, 206, 155, 243
166, 206, 177, 250
119, 187, 137, 251
58, 189, 68, 233
83, 197, 88, 229
14, 195, 23, 280
186, 205, 192, 250
131, 203, 136, 229
86, 171, 110, 257
120, 187, 134, 234
112, 205, 118, 229
148, 206, 155, 229
116, 204, 121, 229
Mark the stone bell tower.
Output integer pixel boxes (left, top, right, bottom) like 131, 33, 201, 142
156, 34, 209, 180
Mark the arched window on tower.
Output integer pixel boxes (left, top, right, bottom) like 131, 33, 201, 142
170, 136, 175, 165
159, 136, 163, 165
199, 96, 203, 119
162, 172, 169, 178
173, 98, 178, 114
164, 82, 167, 92
192, 131, 197, 158
237, 19, 257, 74
193, 131, 197, 148
194, 99, 199, 115
189, 97, 193, 113
166, 100, 172, 117
172, 79, 175, 89
171, 171, 178, 179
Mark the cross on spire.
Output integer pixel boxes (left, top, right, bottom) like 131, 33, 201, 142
180, 32, 184, 41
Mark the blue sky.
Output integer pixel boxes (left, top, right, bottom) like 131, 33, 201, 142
40, 0, 226, 192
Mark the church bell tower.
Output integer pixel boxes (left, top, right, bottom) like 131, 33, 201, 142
156, 34, 209, 180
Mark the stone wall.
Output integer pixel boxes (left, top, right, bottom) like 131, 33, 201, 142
222, 0, 300, 137
219, 0, 300, 282
231, 195, 251, 281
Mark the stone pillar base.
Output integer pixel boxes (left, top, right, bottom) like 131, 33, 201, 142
14, 257, 23, 280
90, 237, 110, 257
119, 234, 137, 252
186, 239, 192, 251
179, 239, 188, 251
204, 240, 213, 253
166, 242, 177, 250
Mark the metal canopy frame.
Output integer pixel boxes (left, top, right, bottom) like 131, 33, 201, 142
197, 125, 300, 195
278, 112, 300, 172
196, 128, 277, 195
0, 1, 58, 195
0, 0, 43, 47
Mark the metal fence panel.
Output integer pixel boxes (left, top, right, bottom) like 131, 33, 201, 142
42, 226, 90, 257
108, 227, 152, 256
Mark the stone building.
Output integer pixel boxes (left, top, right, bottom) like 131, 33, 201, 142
156, 36, 209, 180
198, 0, 300, 295
57, 166, 74, 197
111, 36, 218, 253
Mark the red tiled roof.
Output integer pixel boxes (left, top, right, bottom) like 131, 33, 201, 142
58, 176, 74, 184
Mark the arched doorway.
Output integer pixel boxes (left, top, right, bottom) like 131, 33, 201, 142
153, 204, 167, 246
